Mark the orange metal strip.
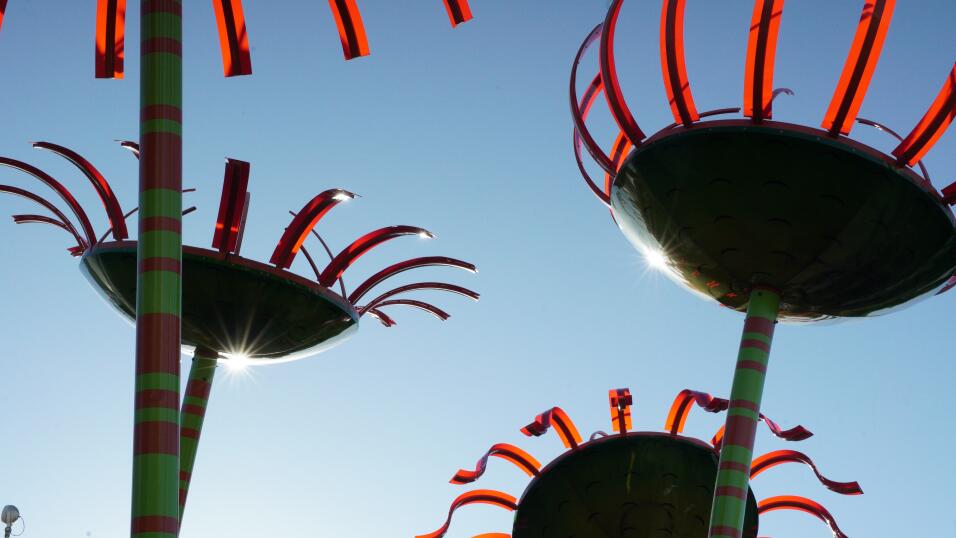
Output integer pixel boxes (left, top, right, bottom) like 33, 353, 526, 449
442, 0, 473, 27
822, 0, 896, 135
212, 0, 252, 77
892, 63, 956, 165
329, 0, 370, 60
95, 0, 126, 79
601, 0, 646, 145
743, 0, 784, 120
660, 0, 699, 126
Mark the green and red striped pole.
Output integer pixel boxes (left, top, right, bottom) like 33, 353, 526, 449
131, 1, 183, 537
709, 286, 780, 538
179, 348, 217, 527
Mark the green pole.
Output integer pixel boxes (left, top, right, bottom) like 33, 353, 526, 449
131, 1, 183, 537
708, 286, 780, 538
179, 348, 217, 528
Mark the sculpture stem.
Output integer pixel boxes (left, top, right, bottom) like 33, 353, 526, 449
131, 1, 183, 537
179, 348, 218, 528
709, 286, 780, 538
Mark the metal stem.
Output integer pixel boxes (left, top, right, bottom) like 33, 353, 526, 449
708, 286, 780, 538
131, 1, 183, 537
178, 348, 218, 529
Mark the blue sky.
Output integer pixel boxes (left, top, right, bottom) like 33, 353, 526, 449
0, 1, 954, 536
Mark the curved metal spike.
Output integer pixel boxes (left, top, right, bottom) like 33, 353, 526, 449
601, 0, 646, 145
660, 0, 699, 126
360, 282, 478, 315
271, 189, 356, 269
0, 1, 8, 32
212, 159, 250, 254
95, 0, 126, 79
604, 131, 632, 197
442, 0, 473, 27
365, 308, 396, 327
415, 490, 517, 538
370, 299, 450, 321
450, 443, 541, 485
855, 117, 931, 182
744, 0, 785, 121
573, 74, 614, 207
347, 256, 475, 305
0, 157, 97, 245
116, 140, 140, 158
823, 0, 897, 135
0, 184, 88, 248
892, 63, 956, 166
12, 214, 85, 253
757, 495, 850, 538
521, 407, 582, 450
751, 450, 863, 495
329, 0, 370, 60
571, 25, 615, 174
33, 142, 128, 240
665, 389, 729, 435
212, 0, 252, 77
319, 225, 434, 287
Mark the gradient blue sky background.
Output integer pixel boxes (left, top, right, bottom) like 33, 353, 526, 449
0, 1, 954, 536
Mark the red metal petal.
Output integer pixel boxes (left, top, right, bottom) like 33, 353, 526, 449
571, 26, 616, 175
33, 142, 128, 240
416, 490, 517, 538
0, 157, 97, 245
442, 0, 473, 27
212, 159, 250, 254
450, 443, 541, 485
660, 0, 699, 126
892, 63, 956, 166
601, 0, 647, 146
12, 214, 85, 253
664, 389, 729, 435
751, 450, 863, 495
604, 131, 632, 197
366, 308, 396, 327
0, 184, 87, 249
744, 0, 785, 121
822, 0, 896, 135
328, 0, 370, 60
319, 226, 434, 287
521, 407, 582, 450
212, 0, 252, 77
347, 256, 476, 305
370, 299, 450, 321
270, 189, 355, 269
0, 1, 8, 32
758, 495, 850, 538
95, 0, 126, 79
608, 388, 633, 434
360, 282, 478, 315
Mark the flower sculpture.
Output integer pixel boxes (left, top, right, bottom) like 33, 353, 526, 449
0, 141, 478, 528
419, 388, 860, 538
570, 2, 954, 536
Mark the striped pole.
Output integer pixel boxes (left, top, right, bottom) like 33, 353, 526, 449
709, 286, 780, 538
131, 1, 183, 537
179, 348, 217, 527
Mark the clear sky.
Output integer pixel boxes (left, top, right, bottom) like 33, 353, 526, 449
0, 1, 954, 536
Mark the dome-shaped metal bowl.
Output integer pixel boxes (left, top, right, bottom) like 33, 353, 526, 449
513, 432, 758, 538
612, 120, 956, 322
80, 241, 359, 361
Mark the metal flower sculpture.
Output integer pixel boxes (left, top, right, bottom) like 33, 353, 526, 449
418, 388, 860, 538
0, 141, 478, 528
571, 2, 954, 536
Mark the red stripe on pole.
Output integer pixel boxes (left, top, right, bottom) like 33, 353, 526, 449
719, 460, 750, 473
715, 486, 748, 500
141, 216, 182, 234
660, 0, 699, 126
182, 404, 206, 416
141, 105, 183, 122
744, 0, 784, 120
131, 516, 179, 533
822, 0, 896, 135
135, 389, 179, 410
142, 0, 182, 15
892, 63, 956, 166
142, 37, 183, 56
185, 379, 212, 399
135, 314, 181, 375
181, 427, 200, 440
212, 0, 252, 76
139, 134, 183, 190
740, 338, 770, 353
742, 316, 774, 336
722, 415, 758, 448
133, 421, 179, 455
709, 525, 742, 538
735, 360, 767, 373
139, 257, 181, 274
95, 0, 127, 78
